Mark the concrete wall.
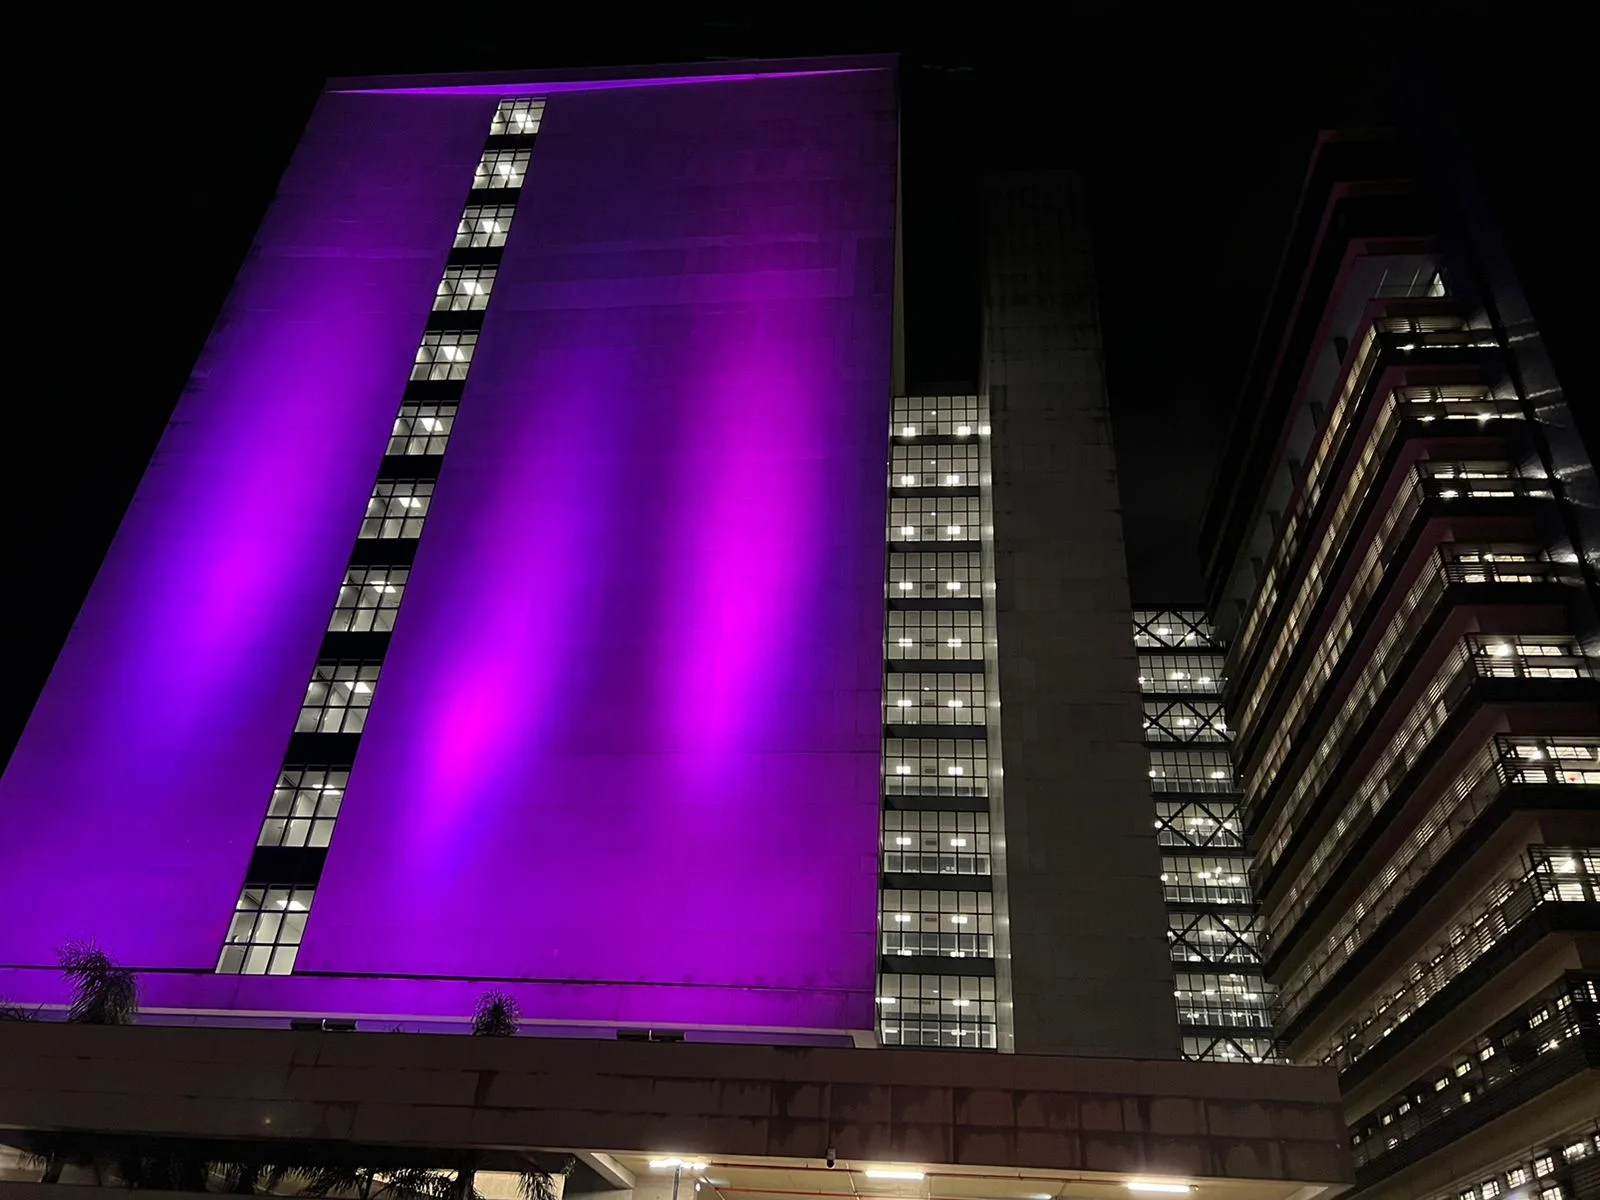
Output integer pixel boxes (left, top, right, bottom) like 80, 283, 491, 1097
982, 172, 1177, 1058
0, 1024, 1350, 1189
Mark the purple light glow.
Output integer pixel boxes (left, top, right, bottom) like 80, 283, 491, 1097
302, 70, 896, 1031
0, 66, 895, 1035
0, 91, 496, 970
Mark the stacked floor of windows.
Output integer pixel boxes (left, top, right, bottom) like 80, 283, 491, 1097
879, 396, 998, 1050
215, 95, 546, 978
1136, 610, 1280, 1062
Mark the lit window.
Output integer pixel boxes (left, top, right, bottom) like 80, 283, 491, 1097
328, 566, 408, 633
1137, 652, 1225, 693
257, 768, 346, 849
887, 552, 985, 598
360, 481, 432, 539
454, 204, 515, 249
1148, 749, 1233, 791
1165, 910, 1263, 964
388, 403, 456, 455
490, 97, 546, 136
883, 738, 987, 797
1171, 972, 1275, 1028
1143, 698, 1229, 744
1161, 856, 1253, 905
888, 496, 982, 543
881, 811, 991, 875
890, 395, 987, 439
889, 444, 981, 489
294, 662, 380, 735
433, 264, 497, 312
885, 672, 986, 726
412, 331, 477, 381
876, 972, 997, 1048
216, 886, 314, 975
1133, 610, 1215, 648
474, 148, 531, 189
879, 890, 994, 958
887, 611, 984, 661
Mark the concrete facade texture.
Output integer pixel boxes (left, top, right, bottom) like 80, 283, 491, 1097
982, 173, 1177, 1059
0, 1024, 1351, 1189
0, 61, 898, 1035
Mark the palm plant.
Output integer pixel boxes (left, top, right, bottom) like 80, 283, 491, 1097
471, 989, 520, 1037
519, 1159, 576, 1200
57, 940, 138, 1025
215, 1161, 293, 1195
296, 1165, 463, 1198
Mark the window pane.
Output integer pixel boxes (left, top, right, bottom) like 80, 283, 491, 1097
329, 568, 409, 633
216, 885, 317, 976
474, 148, 531, 189
388, 404, 456, 456
434, 265, 497, 312
454, 204, 515, 249
411, 332, 477, 381
294, 664, 380, 735
490, 98, 546, 136
359, 482, 432, 540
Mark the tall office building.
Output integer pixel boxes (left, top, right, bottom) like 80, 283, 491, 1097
0, 58, 1356, 1199
0, 58, 901, 1041
1200, 129, 1600, 1200
1134, 610, 1279, 1064
0, 72, 1175, 1064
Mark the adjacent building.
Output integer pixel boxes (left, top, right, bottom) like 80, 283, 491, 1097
1200, 129, 1600, 1200
1134, 610, 1279, 1064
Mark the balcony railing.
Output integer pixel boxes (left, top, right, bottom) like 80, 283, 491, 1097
1262, 633, 1589, 924
1245, 544, 1557, 828
1272, 738, 1599, 1027
1229, 317, 1481, 685
1252, 479, 1559, 851
1408, 1120, 1600, 1200
1350, 974, 1600, 1183
1315, 847, 1600, 1074
1239, 451, 1547, 817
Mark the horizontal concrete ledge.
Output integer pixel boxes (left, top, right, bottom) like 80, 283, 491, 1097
0, 1024, 1352, 1189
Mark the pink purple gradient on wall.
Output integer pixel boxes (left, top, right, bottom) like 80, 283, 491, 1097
0, 60, 897, 1036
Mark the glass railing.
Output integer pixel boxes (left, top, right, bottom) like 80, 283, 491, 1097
1408, 1121, 1600, 1200
1249, 458, 1555, 839
1245, 543, 1552, 822
1272, 737, 1600, 1024
1237, 440, 1540, 786
1263, 637, 1591, 964
1228, 316, 1484, 701
1315, 847, 1600, 1073
1350, 974, 1600, 1178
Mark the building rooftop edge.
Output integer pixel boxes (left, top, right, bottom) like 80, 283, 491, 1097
327, 54, 898, 94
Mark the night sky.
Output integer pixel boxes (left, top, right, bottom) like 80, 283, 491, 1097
6, 3, 1575, 756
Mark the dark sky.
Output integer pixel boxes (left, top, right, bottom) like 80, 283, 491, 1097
6, 2, 1561, 754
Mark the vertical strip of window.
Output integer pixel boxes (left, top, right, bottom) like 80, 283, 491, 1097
217, 96, 550, 980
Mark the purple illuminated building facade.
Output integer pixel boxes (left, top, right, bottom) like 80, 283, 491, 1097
0, 60, 1183, 1063
0, 61, 898, 1038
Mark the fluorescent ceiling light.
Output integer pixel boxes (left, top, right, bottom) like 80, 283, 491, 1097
1126, 1184, 1191, 1195
864, 1170, 924, 1181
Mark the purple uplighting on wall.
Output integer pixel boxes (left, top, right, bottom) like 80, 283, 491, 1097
0, 90, 495, 971
0, 61, 896, 1035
